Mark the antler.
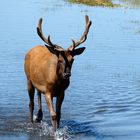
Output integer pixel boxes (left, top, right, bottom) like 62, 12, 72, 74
37, 18, 55, 47
69, 15, 92, 51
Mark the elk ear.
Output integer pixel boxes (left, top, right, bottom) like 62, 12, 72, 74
45, 44, 63, 56
45, 45, 55, 54
72, 47, 86, 56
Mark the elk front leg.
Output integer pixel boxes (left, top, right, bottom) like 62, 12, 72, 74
27, 80, 35, 123
56, 93, 64, 128
45, 93, 57, 130
36, 91, 43, 122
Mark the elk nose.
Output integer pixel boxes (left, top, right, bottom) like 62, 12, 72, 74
64, 72, 71, 79
66, 72, 71, 77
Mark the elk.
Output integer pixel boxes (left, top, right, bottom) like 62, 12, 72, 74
24, 15, 92, 130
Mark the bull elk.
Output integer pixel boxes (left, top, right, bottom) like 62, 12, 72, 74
24, 15, 92, 130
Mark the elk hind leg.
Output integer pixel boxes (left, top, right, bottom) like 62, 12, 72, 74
28, 80, 35, 123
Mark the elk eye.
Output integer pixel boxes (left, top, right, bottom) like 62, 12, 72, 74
59, 60, 65, 65
60, 51, 65, 55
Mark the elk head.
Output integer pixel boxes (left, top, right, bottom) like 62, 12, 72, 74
37, 15, 92, 80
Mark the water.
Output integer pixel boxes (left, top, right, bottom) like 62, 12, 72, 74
0, 0, 140, 139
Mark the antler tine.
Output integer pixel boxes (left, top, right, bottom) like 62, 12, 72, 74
37, 18, 48, 44
48, 35, 55, 47
75, 15, 92, 47
72, 39, 76, 47
69, 15, 92, 51
37, 18, 55, 47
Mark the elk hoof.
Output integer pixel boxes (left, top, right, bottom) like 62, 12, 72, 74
36, 109, 43, 123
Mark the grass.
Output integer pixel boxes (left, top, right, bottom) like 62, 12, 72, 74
68, 0, 115, 7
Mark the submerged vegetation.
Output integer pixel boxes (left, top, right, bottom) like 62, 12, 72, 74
68, 0, 115, 7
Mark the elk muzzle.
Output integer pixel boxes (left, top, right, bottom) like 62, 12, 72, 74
63, 72, 71, 79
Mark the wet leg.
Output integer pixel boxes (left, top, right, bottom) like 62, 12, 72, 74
28, 80, 35, 123
36, 91, 43, 122
56, 93, 64, 128
45, 93, 57, 130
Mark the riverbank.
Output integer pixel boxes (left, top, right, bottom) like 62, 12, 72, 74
68, 0, 115, 7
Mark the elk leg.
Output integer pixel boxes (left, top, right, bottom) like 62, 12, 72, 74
36, 91, 43, 122
28, 80, 35, 123
45, 94, 57, 130
56, 93, 64, 128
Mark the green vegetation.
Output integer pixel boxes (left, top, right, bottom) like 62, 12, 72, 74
68, 0, 115, 7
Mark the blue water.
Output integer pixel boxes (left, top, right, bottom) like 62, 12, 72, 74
0, 0, 140, 139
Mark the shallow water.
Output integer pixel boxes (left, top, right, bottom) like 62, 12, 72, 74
0, 0, 140, 139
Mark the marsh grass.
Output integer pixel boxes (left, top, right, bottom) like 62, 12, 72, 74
68, 0, 115, 7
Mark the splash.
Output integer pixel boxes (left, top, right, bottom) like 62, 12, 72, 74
32, 115, 72, 140
41, 121, 71, 140
54, 126, 71, 140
